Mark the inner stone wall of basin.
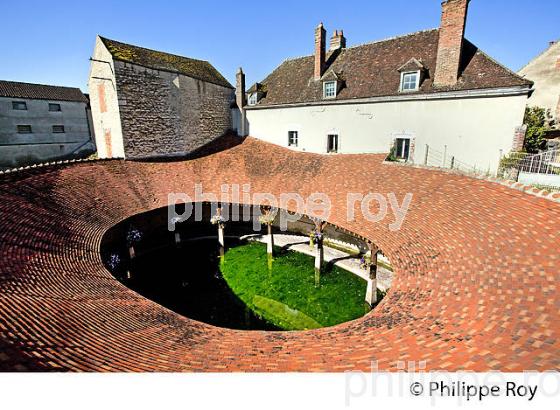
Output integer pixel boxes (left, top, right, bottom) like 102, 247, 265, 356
101, 201, 375, 262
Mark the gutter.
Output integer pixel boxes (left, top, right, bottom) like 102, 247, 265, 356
245, 86, 533, 110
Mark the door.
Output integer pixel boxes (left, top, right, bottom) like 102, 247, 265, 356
327, 134, 338, 153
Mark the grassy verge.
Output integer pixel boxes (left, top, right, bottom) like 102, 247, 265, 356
221, 242, 369, 330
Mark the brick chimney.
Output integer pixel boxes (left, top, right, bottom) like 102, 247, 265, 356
329, 30, 346, 51
235, 67, 246, 108
235, 67, 247, 136
434, 0, 470, 87
314, 22, 326, 80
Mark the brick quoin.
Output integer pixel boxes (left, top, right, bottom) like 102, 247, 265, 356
98, 83, 107, 113
104, 129, 113, 158
434, 0, 469, 87
512, 125, 527, 152
0, 136, 558, 372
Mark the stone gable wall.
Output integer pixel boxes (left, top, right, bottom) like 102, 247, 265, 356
114, 61, 233, 158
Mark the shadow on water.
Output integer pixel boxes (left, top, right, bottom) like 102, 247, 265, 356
120, 238, 280, 331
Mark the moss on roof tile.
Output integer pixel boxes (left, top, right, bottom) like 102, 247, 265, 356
100, 36, 233, 89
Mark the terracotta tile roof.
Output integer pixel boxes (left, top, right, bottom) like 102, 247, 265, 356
0, 137, 558, 371
100, 36, 233, 89
0, 80, 87, 103
249, 29, 533, 107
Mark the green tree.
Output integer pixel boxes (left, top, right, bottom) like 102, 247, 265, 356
523, 106, 554, 153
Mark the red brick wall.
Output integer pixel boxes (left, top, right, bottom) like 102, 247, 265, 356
434, 0, 469, 87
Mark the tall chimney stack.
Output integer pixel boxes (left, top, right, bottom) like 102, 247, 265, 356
329, 30, 346, 51
314, 22, 326, 80
235, 67, 246, 108
235, 67, 246, 136
433, 0, 470, 87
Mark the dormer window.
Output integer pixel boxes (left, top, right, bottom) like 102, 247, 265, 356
248, 93, 257, 106
397, 58, 425, 93
400, 71, 420, 92
323, 81, 337, 98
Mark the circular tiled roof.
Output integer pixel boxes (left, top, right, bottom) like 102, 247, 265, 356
0, 137, 558, 371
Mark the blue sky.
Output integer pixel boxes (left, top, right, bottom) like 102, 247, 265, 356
1, 0, 558, 91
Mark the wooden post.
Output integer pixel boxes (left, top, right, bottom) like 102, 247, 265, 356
365, 243, 378, 306
313, 220, 327, 287
267, 223, 274, 255
218, 224, 225, 248
215, 207, 225, 248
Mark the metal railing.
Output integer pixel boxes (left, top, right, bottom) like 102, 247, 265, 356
515, 149, 560, 175
497, 149, 560, 190
422, 144, 483, 175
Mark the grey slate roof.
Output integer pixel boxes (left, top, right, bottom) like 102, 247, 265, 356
0, 80, 88, 103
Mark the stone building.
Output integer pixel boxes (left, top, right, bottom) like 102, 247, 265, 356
519, 40, 560, 126
88, 36, 234, 159
0, 80, 94, 169
237, 0, 533, 173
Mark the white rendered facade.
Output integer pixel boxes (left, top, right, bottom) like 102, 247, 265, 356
245, 87, 530, 173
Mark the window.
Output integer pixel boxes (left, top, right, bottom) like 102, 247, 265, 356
400, 72, 419, 92
49, 103, 61, 112
248, 93, 257, 105
12, 101, 27, 110
52, 125, 65, 133
327, 134, 338, 153
323, 81, 337, 98
288, 131, 298, 147
17, 125, 32, 134
395, 138, 410, 160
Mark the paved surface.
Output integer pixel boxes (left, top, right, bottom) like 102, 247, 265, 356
0, 136, 559, 372
242, 233, 393, 291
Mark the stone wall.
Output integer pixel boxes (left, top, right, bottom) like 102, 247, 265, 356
114, 61, 233, 159
519, 41, 560, 125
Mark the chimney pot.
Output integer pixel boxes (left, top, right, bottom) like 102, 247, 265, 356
329, 29, 347, 52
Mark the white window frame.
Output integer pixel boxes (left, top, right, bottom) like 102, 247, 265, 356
288, 131, 298, 147
394, 137, 411, 160
323, 81, 337, 99
248, 93, 257, 106
399, 71, 420, 92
